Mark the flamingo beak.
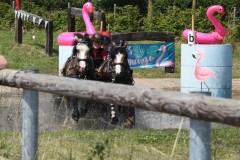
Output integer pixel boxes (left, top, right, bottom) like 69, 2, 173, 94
221, 10, 225, 16
192, 54, 196, 59
192, 52, 197, 59
89, 7, 94, 13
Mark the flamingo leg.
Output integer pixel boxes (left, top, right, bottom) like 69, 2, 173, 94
203, 82, 210, 92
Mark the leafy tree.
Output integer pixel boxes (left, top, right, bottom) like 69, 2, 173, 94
106, 5, 141, 32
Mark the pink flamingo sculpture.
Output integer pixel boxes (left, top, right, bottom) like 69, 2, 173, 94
57, 2, 96, 45
182, 5, 226, 44
192, 48, 215, 91
82, 2, 96, 35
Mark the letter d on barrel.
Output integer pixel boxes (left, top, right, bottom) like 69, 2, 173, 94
188, 31, 195, 45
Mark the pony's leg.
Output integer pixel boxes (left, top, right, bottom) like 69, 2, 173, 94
77, 98, 89, 118
71, 97, 80, 122
110, 103, 118, 124
63, 96, 71, 127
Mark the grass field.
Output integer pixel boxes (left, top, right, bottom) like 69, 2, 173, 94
0, 30, 240, 159
0, 128, 240, 159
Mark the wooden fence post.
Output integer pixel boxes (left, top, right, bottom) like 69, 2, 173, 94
46, 21, 53, 56
15, 17, 22, 44
68, 2, 75, 32
22, 69, 39, 160
97, 12, 106, 31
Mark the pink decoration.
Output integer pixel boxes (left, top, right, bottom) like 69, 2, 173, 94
193, 48, 215, 90
57, 2, 96, 46
182, 5, 227, 44
82, 2, 96, 35
57, 32, 84, 46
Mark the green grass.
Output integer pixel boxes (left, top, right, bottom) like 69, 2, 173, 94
0, 30, 240, 159
0, 128, 240, 159
0, 30, 239, 78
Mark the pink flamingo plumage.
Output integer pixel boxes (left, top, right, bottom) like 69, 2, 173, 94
182, 5, 226, 44
192, 48, 215, 91
82, 2, 96, 35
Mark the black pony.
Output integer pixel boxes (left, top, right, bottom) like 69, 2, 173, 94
61, 34, 95, 79
60, 34, 95, 126
95, 38, 135, 126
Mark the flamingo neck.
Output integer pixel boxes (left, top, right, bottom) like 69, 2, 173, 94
82, 8, 96, 34
207, 9, 226, 37
196, 55, 202, 67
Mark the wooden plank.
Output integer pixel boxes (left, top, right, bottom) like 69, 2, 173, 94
70, 7, 106, 31
111, 32, 175, 42
0, 69, 240, 127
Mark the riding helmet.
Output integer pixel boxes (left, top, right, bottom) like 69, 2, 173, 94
90, 33, 103, 42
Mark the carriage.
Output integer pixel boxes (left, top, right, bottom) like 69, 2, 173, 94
56, 33, 135, 128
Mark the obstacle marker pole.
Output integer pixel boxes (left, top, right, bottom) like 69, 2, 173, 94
188, 0, 196, 45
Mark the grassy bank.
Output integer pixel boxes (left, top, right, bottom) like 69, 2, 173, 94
0, 128, 240, 159
0, 30, 239, 78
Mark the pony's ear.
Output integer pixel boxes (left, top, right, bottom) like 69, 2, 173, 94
83, 33, 89, 39
74, 33, 83, 41
124, 41, 128, 47
112, 41, 116, 47
72, 39, 78, 46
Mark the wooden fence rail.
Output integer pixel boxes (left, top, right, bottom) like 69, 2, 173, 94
0, 69, 240, 127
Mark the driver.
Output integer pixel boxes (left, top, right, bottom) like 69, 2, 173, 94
89, 33, 107, 69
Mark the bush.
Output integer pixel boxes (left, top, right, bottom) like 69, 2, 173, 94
0, 2, 15, 30
106, 5, 141, 32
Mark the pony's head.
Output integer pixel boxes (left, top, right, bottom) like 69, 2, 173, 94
110, 39, 128, 76
70, 34, 94, 78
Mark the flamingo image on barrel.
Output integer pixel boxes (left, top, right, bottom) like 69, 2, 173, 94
192, 48, 215, 91
182, 5, 226, 44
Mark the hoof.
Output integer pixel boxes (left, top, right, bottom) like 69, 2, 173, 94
111, 116, 119, 124
72, 110, 80, 122
79, 108, 88, 118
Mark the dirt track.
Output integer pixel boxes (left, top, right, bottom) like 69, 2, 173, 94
134, 78, 240, 91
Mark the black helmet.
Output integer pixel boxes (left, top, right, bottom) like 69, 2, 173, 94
90, 33, 103, 42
